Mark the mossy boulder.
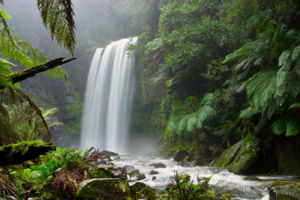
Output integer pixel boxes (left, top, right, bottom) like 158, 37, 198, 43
269, 182, 300, 200
211, 136, 261, 174
173, 150, 192, 162
130, 182, 156, 200
278, 143, 300, 175
76, 178, 131, 200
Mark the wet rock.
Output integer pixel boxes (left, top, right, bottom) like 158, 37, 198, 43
150, 170, 159, 175
76, 178, 131, 200
211, 136, 261, 174
123, 165, 135, 173
242, 176, 262, 181
100, 150, 119, 156
173, 150, 192, 162
128, 169, 146, 180
111, 167, 124, 177
149, 162, 166, 168
269, 182, 300, 200
130, 182, 156, 200
137, 173, 146, 180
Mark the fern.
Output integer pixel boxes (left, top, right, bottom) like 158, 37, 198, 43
37, 0, 76, 54
271, 114, 300, 137
276, 50, 292, 105
166, 93, 215, 135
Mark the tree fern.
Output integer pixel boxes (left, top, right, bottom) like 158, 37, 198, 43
166, 93, 215, 135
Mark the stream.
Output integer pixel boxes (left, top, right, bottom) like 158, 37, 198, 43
112, 155, 299, 200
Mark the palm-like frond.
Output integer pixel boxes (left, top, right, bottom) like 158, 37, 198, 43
37, 0, 76, 54
166, 93, 215, 135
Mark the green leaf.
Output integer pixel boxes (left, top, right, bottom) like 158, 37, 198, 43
271, 118, 286, 135
289, 103, 300, 109
291, 45, 300, 61
286, 118, 300, 137
0, 9, 12, 19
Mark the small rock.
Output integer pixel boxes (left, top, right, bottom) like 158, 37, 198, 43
150, 170, 159, 175
149, 162, 166, 168
123, 165, 135, 173
137, 173, 146, 180
100, 150, 119, 156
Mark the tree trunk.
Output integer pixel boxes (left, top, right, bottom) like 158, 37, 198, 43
194, 129, 202, 162
0, 141, 56, 166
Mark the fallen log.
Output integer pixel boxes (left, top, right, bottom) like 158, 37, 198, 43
0, 140, 56, 166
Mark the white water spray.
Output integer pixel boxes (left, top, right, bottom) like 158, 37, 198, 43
80, 37, 137, 153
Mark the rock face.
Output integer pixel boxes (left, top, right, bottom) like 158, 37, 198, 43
76, 178, 131, 200
173, 150, 192, 162
269, 183, 300, 200
211, 137, 261, 174
149, 162, 166, 168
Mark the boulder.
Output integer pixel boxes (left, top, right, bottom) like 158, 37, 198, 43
150, 170, 159, 175
211, 136, 261, 174
173, 150, 191, 162
76, 178, 131, 200
130, 182, 156, 200
269, 182, 300, 200
149, 162, 166, 168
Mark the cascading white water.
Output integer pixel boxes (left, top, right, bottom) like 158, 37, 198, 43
80, 37, 137, 154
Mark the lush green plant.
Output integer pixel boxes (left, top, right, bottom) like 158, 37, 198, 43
163, 173, 230, 200
1, 147, 106, 199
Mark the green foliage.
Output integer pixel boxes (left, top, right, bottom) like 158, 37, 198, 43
40, 107, 63, 128
1, 147, 107, 198
162, 173, 230, 200
166, 93, 215, 136
37, 0, 76, 54
272, 114, 300, 137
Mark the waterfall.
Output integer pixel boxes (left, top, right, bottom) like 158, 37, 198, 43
80, 37, 137, 154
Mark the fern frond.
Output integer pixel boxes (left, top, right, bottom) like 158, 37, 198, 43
37, 0, 76, 54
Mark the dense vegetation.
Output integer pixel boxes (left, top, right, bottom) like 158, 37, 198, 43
136, 0, 300, 173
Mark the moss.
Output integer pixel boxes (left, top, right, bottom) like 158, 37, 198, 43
211, 137, 261, 174
76, 178, 131, 200
130, 182, 156, 200
0, 140, 56, 166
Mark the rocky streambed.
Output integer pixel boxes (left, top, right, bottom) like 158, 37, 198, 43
111, 154, 300, 200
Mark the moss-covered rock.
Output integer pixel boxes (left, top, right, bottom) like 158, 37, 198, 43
278, 143, 300, 175
130, 182, 156, 200
0, 140, 56, 166
269, 182, 300, 200
211, 136, 261, 174
76, 178, 131, 200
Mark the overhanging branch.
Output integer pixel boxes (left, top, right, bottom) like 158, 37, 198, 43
10, 57, 77, 84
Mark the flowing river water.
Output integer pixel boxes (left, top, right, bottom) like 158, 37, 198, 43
111, 154, 299, 200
